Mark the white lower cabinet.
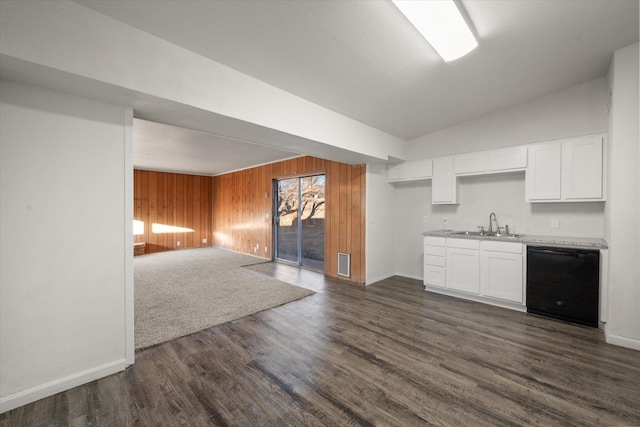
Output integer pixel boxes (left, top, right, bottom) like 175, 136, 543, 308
446, 239, 480, 294
424, 236, 446, 288
424, 265, 446, 288
480, 241, 523, 303
424, 237, 525, 310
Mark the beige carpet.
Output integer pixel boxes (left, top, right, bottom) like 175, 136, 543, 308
134, 247, 314, 350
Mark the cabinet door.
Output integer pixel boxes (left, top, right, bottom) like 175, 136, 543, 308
432, 157, 457, 204
480, 251, 523, 303
488, 146, 527, 172
454, 152, 486, 175
526, 143, 561, 201
446, 248, 480, 294
562, 136, 603, 200
388, 162, 410, 182
424, 265, 446, 288
410, 159, 433, 179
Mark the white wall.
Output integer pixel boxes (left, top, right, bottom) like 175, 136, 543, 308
0, 0, 404, 163
393, 174, 606, 279
365, 163, 397, 284
0, 80, 133, 412
407, 78, 608, 159
379, 78, 609, 280
605, 43, 640, 350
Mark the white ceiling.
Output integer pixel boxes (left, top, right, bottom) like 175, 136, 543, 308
133, 118, 299, 176
73, 0, 638, 175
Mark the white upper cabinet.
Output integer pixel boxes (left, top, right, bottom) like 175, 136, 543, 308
432, 157, 458, 204
410, 159, 433, 179
388, 134, 604, 203
387, 159, 432, 182
454, 146, 527, 176
561, 136, 603, 200
488, 146, 527, 172
526, 142, 562, 201
387, 162, 410, 182
454, 152, 486, 175
526, 134, 604, 202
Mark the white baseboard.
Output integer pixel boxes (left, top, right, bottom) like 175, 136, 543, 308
604, 327, 640, 351
366, 272, 424, 285
0, 359, 127, 414
366, 272, 396, 285
395, 272, 423, 281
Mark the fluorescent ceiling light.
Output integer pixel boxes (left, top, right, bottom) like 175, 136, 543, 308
392, 0, 478, 62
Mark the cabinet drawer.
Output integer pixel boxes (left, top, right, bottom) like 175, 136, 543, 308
425, 236, 446, 246
482, 241, 523, 254
425, 254, 446, 267
446, 238, 480, 250
425, 245, 446, 256
425, 265, 446, 288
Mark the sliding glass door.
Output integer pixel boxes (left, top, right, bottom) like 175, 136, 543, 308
274, 175, 325, 269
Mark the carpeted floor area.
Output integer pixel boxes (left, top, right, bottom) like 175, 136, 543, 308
134, 247, 314, 350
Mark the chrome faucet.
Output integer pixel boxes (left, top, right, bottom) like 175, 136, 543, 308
488, 212, 498, 233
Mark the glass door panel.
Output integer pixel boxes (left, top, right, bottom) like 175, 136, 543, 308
300, 175, 325, 269
275, 175, 325, 270
275, 178, 299, 263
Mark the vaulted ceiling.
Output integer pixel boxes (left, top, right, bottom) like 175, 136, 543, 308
76, 0, 640, 139
25, 1, 640, 174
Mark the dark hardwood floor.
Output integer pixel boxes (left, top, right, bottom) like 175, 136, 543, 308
3, 263, 640, 426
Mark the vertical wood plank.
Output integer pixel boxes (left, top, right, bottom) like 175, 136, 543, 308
141, 170, 150, 246
133, 170, 213, 254
207, 156, 365, 283
148, 171, 158, 251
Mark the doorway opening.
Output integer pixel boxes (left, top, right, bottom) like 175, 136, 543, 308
274, 175, 325, 270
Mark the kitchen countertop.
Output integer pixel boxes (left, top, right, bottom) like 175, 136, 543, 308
422, 230, 608, 249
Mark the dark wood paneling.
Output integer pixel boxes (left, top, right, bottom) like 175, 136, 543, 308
134, 170, 213, 254
212, 156, 365, 283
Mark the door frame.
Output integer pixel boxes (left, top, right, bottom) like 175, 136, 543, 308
273, 174, 325, 269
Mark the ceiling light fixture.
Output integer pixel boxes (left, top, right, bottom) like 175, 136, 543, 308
392, 0, 477, 62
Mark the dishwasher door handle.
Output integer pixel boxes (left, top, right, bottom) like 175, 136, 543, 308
528, 247, 596, 257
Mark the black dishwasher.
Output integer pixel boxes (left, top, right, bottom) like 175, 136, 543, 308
526, 246, 599, 327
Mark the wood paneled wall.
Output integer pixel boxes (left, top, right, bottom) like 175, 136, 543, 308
134, 170, 213, 254
212, 156, 366, 283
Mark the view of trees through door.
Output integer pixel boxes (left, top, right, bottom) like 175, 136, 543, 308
275, 175, 325, 270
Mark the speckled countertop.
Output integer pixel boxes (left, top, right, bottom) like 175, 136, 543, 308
422, 230, 608, 249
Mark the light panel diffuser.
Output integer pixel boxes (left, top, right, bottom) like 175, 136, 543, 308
393, 0, 477, 62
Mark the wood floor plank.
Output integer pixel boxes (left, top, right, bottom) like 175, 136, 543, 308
2, 265, 640, 426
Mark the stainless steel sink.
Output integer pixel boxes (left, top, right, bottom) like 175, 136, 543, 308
452, 231, 522, 239
452, 231, 486, 236
484, 232, 522, 238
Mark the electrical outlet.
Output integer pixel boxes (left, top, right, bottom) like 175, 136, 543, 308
202, 238, 207, 244
177, 241, 181, 246
551, 219, 559, 229
443, 217, 449, 230
423, 216, 429, 224
264, 246, 268, 252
